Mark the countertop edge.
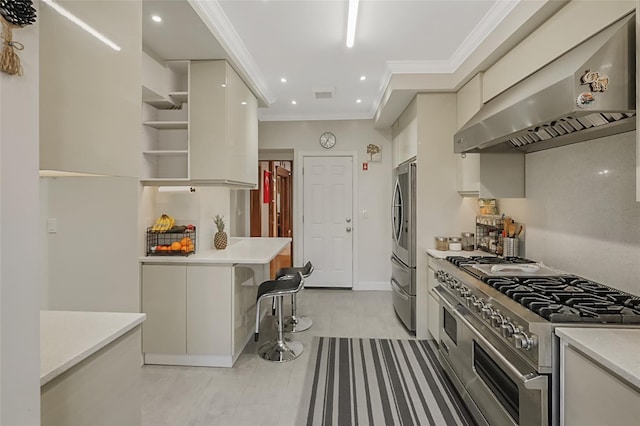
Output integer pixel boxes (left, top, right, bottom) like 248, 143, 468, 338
139, 237, 291, 264
40, 313, 146, 386
555, 327, 640, 390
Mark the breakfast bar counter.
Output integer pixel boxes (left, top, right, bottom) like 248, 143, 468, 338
140, 237, 291, 368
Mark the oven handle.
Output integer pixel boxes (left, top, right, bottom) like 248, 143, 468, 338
452, 307, 547, 391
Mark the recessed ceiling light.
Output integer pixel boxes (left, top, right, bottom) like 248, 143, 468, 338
356, 99, 362, 103
151, 15, 162, 23
241, 101, 247, 105
280, 77, 287, 83
291, 100, 297, 105
221, 84, 226, 88
360, 75, 366, 81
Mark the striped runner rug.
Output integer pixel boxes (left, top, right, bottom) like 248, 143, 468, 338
298, 337, 475, 426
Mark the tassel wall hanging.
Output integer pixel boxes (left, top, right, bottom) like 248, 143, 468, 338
0, 0, 36, 76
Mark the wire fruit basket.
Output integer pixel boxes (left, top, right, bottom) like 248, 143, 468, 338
146, 226, 196, 256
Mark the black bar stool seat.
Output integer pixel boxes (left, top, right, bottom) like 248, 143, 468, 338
276, 261, 313, 333
254, 272, 304, 362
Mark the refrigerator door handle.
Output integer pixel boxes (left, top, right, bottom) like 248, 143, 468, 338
391, 278, 409, 301
392, 178, 403, 245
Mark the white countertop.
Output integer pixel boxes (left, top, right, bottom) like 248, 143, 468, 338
140, 237, 291, 264
41, 310, 146, 386
426, 248, 496, 259
556, 327, 640, 389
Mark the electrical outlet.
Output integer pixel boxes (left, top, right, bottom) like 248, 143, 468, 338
47, 218, 57, 233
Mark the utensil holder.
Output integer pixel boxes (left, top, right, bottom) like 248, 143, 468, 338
503, 237, 519, 257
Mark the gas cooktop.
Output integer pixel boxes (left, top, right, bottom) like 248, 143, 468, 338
484, 275, 640, 324
445, 255, 536, 267
444, 256, 640, 324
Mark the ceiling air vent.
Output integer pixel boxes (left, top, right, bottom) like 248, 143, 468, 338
313, 87, 334, 100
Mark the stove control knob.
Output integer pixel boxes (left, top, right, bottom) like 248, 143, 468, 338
465, 295, 476, 307
481, 305, 494, 320
473, 300, 484, 313
501, 321, 516, 338
513, 330, 537, 351
456, 286, 469, 297
490, 312, 504, 328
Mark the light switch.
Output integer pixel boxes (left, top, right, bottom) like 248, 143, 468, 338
47, 218, 57, 233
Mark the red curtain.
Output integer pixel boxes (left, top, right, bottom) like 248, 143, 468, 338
263, 170, 271, 203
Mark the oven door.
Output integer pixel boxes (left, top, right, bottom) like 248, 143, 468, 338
436, 288, 470, 386
454, 307, 550, 426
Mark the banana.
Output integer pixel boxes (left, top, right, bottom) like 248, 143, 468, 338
152, 214, 175, 233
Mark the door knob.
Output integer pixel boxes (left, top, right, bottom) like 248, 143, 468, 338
346, 218, 351, 223
346, 227, 352, 232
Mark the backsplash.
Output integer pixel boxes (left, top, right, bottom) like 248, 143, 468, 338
500, 131, 640, 295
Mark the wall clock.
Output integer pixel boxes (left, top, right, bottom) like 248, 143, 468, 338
319, 132, 336, 149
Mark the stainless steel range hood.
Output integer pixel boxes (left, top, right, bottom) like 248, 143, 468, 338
454, 14, 635, 154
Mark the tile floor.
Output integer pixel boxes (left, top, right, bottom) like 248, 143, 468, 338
141, 289, 415, 426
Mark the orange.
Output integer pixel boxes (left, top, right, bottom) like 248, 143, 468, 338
171, 242, 182, 251
180, 237, 192, 246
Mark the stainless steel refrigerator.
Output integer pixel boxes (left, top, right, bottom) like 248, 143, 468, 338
391, 159, 416, 332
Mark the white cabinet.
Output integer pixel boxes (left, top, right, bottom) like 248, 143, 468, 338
456, 154, 480, 196
40, 0, 141, 178
426, 266, 440, 342
391, 98, 418, 167
559, 337, 640, 426
190, 61, 258, 187
140, 59, 258, 187
141, 61, 190, 182
141, 263, 255, 367
141, 264, 186, 354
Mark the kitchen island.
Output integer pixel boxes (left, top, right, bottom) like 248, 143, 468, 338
41, 310, 146, 426
140, 237, 291, 367
556, 327, 640, 426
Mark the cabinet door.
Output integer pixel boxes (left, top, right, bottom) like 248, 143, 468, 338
141, 265, 187, 354
186, 265, 232, 355
561, 343, 640, 426
456, 154, 480, 196
427, 267, 440, 341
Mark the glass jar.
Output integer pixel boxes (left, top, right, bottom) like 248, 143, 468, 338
435, 237, 448, 251
461, 232, 475, 251
448, 237, 462, 251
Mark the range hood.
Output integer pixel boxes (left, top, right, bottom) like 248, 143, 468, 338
454, 14, 635, 154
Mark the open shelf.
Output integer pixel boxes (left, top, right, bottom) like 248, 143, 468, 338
143, 121, 188, 130
143, 150, 189, 156
168, 92, 188, 104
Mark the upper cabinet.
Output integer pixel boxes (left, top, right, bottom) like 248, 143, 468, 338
190, 61, 258, 187
140, 59, 258, 188
456, 73, 524, 198
40, 0, 141, 178
392, 98, 418, 167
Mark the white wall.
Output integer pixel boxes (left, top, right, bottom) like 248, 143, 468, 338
517, 132, 640, 295
0, 9, 40, 423
259, 120, 392, 289
414, 94, 479, 338
44, 177, 140, 312
149, 186, 231, 251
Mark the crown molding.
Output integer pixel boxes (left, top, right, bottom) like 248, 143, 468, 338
187, 0, 275, 107
448, 0, 520, 71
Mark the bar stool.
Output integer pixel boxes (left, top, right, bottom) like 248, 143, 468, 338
254, 272, 304, 362
276, 261, 313, 333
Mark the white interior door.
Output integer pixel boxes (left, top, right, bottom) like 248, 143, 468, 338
303, 156, 353, 288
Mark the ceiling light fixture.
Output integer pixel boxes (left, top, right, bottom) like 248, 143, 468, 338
151, 15, 162, 23
346, 0, 360, 48
280, 77, 287, 83
291, 100, 297, 105
241, 101, 247, 105
356, 99, 362, 103
41, 0, 121, 51
360, 75, 366, 81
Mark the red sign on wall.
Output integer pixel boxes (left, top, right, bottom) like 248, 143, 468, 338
263, 170, 271, 203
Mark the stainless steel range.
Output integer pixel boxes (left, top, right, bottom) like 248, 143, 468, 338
433, 255, 640, 426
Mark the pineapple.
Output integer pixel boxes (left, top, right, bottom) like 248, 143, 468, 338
212, 215, 228, 249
